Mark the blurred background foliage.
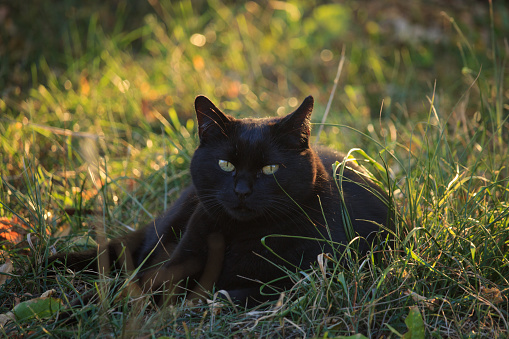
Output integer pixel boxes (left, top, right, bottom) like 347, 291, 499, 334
3, 0, 506, 115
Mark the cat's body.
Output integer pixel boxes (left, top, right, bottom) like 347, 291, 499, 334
51, 96, 391, 305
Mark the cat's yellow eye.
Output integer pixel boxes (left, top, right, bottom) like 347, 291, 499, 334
262, 164, 279, 175
218, 160, 235, 172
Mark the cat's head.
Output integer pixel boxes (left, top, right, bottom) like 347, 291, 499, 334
190, 95, 319, 222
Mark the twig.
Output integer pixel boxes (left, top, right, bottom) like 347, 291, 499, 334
314, 47, 346, 145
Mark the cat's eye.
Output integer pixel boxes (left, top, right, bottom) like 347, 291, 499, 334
262, 164, 279, 175
218, 160, 235, 172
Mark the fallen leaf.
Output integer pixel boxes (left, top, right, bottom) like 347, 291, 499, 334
0, 259, 13, 287
480, 286, 504, 305
40, 289, 56, 298
402, 306, 425, 339
206, 299, 224, 315
70, 235, 98, 249
0, 216, 25, 244
405, 289, 438, 310
0, 311, 15, 327
12, 290, 63, 322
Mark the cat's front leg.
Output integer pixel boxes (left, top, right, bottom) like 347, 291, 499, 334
140, 206, 224, 304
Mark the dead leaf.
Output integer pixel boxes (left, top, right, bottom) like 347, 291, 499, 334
480, 286, 504, 305
1, 215, 52, 250
0, 216, 25, 244
274, 292, 285, 308
0, 259, 13, 287
207, 289, 239, 315
206, 299, 224, 315
40, 289, 56, 298
404, 289, 438, 310
0, 312, 15, 327
317, 253, 329, 280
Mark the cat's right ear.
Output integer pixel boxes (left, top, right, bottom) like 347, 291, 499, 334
276, 95, 314, 148
194, 96, 232, 141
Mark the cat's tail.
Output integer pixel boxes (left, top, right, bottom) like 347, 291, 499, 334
47, 227, 146, 274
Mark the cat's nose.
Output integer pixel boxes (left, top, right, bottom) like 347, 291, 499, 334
234, 180, 252, 198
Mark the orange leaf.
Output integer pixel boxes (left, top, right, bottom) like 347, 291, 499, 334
0, 216, 25, 244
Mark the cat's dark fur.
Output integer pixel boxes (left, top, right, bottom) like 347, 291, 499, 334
50, 95, 391, 305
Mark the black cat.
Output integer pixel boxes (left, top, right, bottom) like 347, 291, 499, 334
50, 95, 391, 306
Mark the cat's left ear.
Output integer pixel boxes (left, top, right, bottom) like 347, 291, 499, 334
195, 96, 232, 142
278, 96, 314, 148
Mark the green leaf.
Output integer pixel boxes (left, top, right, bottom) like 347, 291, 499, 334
13, 296, 63, 322
71, 235, 98, 249
402, 306, 425, 339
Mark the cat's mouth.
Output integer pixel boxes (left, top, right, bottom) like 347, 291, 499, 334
227, 204, 258, 221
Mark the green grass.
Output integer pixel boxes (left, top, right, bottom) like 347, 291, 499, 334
1, 0, 508, 337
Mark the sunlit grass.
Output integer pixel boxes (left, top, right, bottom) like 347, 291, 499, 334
1, 0, 508, 337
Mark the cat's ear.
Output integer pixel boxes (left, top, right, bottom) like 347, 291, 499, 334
277, 96, 314, 148
195, 96, 232, 141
